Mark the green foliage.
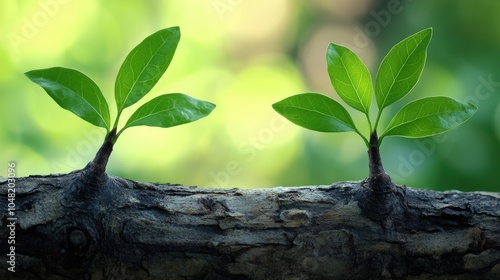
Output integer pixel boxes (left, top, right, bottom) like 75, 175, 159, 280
273, 28, 477, 148
25, 67, 111, 130
115, 27, 180, 119
375, 28, 432, 114
327, 43, 372, 116
379, 96, 476, 141
272, 93, 358, 132
26, 27, 215, 143
122, 93, 216, 134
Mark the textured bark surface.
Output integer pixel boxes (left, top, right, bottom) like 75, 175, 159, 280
1, 172, 499, 280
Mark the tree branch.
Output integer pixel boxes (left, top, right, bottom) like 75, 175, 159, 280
1, 172, 499, 279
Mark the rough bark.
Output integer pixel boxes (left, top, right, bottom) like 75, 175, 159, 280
1, 171, 499, 280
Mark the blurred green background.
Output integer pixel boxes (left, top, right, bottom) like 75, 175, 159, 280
1, 0, 499, 192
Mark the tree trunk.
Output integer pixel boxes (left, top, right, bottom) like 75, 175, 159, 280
1, 171, 499, 280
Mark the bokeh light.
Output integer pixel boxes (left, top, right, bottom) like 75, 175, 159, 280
1, 0, 499, 192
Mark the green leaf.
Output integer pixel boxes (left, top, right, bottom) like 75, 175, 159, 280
122, 93, 215, 130
327, 43, 372, 115
380, 96, 477, 140
115, 26, 180, 113
25, 67, 110, 130
272, 93, 357, 133
375, 28, 433, 110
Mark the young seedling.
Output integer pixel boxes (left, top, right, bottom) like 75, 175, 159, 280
25, 27, 216, 185
273, 28, 476, 191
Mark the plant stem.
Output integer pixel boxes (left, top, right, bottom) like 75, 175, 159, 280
358, 131, 397, 223
83, 128, 116, 178
368, 131, 385, 178
366, 131, 393, 192
112, 111, 122, 130
77, 128, 116, 198
355, 129, 370, 148
373, 110, 382, 133
113, 127, 126, 144
377, 134, 385, 147
366, 114, 373, 134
